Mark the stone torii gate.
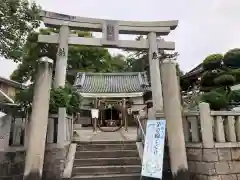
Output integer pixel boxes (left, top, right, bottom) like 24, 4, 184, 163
24, 10, 188, 180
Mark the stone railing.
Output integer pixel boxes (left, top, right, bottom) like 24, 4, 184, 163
0, 107, 74, 150
183, 102, 240, 148
0, 107, 74, 180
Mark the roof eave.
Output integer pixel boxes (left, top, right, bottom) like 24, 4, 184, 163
79, 92, 144, 98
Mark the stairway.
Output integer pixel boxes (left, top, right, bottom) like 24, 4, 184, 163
71, 141, 141, 180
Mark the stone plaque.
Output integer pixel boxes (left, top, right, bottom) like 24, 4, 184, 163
106, 23, 115, 41
102, 20, 119, 46
58, 48, 66, 57
152, 52, 158, 60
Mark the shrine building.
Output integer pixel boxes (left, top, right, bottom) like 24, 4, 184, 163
74, 71, 151, 128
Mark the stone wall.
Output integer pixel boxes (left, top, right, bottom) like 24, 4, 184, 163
0, 145, 69, 180
187, 146, 240, 180
0, 150, 25, 179
43, 145, 69, 180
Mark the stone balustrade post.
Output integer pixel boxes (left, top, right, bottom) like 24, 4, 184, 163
215, 116, 226, 142
199, 102, 214, 148
57, 108, 67, 145
236, 116, 240, 141
188, 116, 200, 142
182, 116, 190, 142
226, 116, 236, 142
47, 118, 55, 143
0, 115, 11, 150
23, 57, 53, 180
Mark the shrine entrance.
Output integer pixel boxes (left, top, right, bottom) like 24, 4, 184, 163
103, 106, 121, 127
96, 99, 127, 132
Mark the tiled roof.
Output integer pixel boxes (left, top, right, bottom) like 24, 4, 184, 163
182, 63, 203, 78
0, 76, 26, 89
74, 72, 150, 93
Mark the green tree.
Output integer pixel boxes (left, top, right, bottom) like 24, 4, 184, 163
214, 74, 236, 93
223, 48, 240, 68
0, 0, 40, 61
202, 54, 223, 70
201, 91, 228, 110
15, 85, 82, 115
11, 28, 127, 84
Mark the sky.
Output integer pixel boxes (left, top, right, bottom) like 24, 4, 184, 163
1, 0, 240, 79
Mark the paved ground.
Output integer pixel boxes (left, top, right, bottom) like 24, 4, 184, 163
73, 126, 137, 142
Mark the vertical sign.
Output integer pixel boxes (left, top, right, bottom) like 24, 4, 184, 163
102, 20, 119, 46
106, 23, 115, 41
141, 119, 166, 179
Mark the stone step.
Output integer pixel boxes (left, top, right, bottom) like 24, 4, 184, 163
72, 165, 141, 176
74, 157, 141, 167
76, 144, 137, 151
75, 141, 137, 145
71, 173, 140, 180
75, 150, 139, 158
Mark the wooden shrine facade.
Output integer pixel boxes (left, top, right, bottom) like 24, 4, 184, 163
74, 72, 151, 129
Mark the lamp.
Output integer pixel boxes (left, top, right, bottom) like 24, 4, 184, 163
127, 108, 132, 115
91, 108, 99, 131
91, 108, 99, 119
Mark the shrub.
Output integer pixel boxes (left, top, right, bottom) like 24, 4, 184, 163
230, 69, 240, 83
229, 90, 240, 103
214, 74, 236, 87
16, 85, 81, 115
203, 54, 223, 70
49, 86, 81, 115
223, 48, 240, 68
201, 91, 228, 110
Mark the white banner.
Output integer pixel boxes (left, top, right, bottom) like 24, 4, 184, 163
141, 119, 166, 179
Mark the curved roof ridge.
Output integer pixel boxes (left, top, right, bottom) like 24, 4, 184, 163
74, 71, 150, 93
76, 71, 146, 76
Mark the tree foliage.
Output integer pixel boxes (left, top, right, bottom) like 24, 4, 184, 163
49, 86, 81, 115
202, 54, 223, 70
201, 91, 228, 110
11, 28, 128, 84
185, 49, 240, 110
0, 0, 40, 61
223, 48, 240, 68
214, 74, 235, 87
15, 85, 81, 115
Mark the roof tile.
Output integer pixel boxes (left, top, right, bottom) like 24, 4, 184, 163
74, 72, 150, 93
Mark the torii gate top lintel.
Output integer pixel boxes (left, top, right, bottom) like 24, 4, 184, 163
40, 10, 178, 36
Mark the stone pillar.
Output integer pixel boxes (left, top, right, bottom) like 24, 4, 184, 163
46, 118, 54, 143
54, 24, 69, 88
160, 59, 189, 180
0, 115, 11, 150
24, 57, 53, 180
148, 32, 163, 116
123, 98, 127, 131
57, 108, 67, 145
199, 102, 214, 148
